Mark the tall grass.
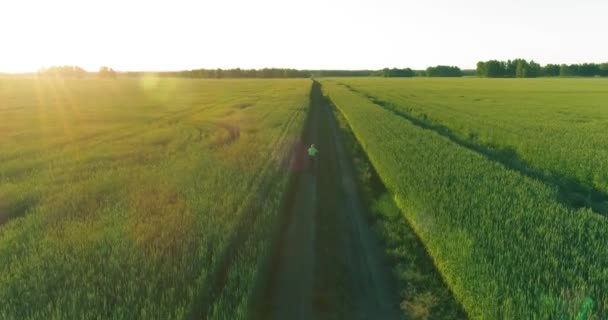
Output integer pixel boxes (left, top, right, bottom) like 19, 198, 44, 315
0, 77, 310, 319
322, 80, 608, 319
332, 100, 466, 319
332, 77, 608, 204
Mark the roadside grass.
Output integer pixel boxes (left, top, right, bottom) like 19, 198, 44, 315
330, 93, 467, 320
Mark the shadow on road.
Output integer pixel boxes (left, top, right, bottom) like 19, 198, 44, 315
252, 81, 402, 320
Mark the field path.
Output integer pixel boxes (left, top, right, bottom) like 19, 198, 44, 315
256, 81, 402, 319
267, 93, 320, 320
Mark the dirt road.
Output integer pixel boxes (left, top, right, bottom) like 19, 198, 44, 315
255, 82, 402, 320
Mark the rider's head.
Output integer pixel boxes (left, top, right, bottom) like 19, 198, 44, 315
311, 144, 315, 148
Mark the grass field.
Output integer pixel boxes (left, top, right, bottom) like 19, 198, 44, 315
332, 99, 466, 319
2, 76, 606, 319
321, 78, 608, 319
0, 77, 310, 319
333, 78, 608, 213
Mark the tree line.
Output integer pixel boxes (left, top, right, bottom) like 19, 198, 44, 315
98, 66, 117, 78
35, 62, 607, 79
381, 66, 463, 77
38, 66, 117, 78
477, 59, 608, 77
38, 66, 87, 78
157, 68, 389, 78
155, 67, 465, 78
35, 66, 465, 79
158, 68, 311, 78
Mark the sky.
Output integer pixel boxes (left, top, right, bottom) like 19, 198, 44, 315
1, 0, 607, 72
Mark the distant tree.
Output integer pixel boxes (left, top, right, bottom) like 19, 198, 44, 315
479, 60, 506, 77
476, 62, 486, 77
98, 66, 116, 78
299, 69, 373, 77
515, 60, 528, 78
542, 64, 561, 77
560, 64, 579, 77
383, 68, 415, 77
426, 65, 462, 77
600, 63, 608, 77
527, 60, 541, 77
558, 63, 606, 77
461, 69, 477, 76
370, 70, 384, 77
477, 59, 541, 78
39, 65, 87, 78
177, 67, 311, 79
505, 60, 517, 77
578, 63, 600, 77
513, 59, 541, 78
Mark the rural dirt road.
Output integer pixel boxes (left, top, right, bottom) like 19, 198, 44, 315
255, 82, 403, 320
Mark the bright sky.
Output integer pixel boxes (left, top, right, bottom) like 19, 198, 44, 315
1, 0, 607, 72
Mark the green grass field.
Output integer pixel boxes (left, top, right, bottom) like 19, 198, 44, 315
331, 78, 608, 212
321, 78, 608, 319
2, 76, 607, 319
0, 77, 310, 319
333, 101, 466, 319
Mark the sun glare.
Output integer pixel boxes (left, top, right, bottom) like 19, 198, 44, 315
1, 0, 607, 72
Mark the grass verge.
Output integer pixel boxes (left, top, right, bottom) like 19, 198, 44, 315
329, 95, 467, 319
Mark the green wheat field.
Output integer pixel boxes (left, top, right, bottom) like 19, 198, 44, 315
1, 76, 607, 319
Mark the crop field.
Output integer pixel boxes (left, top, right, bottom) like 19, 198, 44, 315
321, 78, 608, 318
2, 75, 606, 320
332, 100, 467, 319
0, 77, 310, 319
333, 78, 608, 212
